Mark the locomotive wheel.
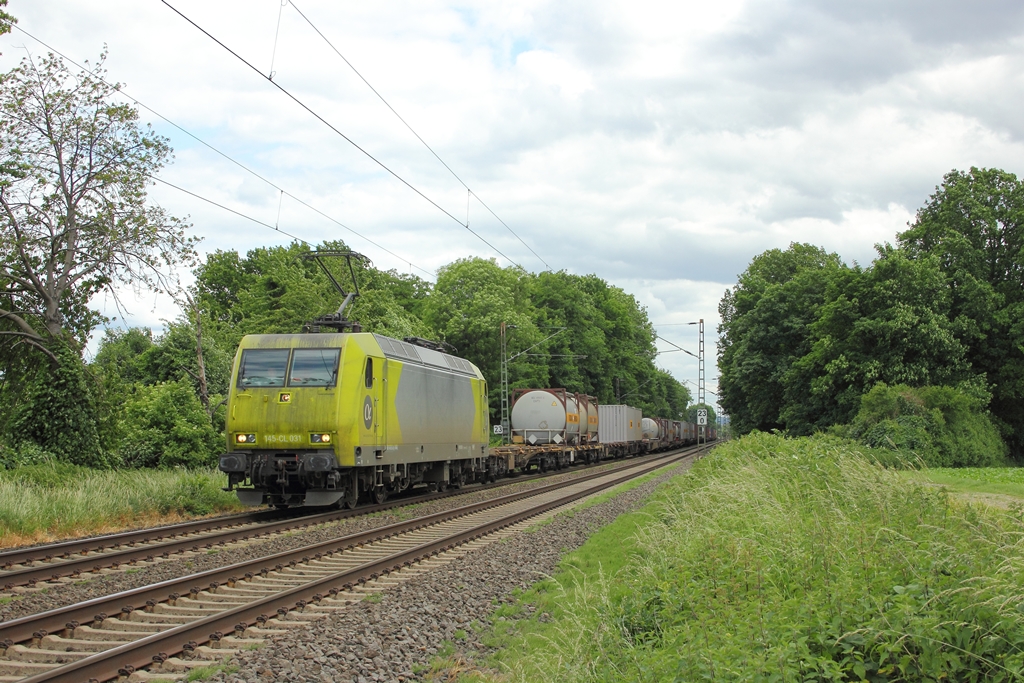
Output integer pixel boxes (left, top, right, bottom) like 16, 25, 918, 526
340, 471, 359, 509
435, 480, 447, 493
372, 487, 388, 505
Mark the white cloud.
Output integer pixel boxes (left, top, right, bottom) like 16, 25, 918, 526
5, 0, 1024, 389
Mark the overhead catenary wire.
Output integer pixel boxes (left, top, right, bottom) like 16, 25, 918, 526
159, 0, 522, 269
285, 0, 551, 271
151, 176, 311, 245
8, 23, 437, 280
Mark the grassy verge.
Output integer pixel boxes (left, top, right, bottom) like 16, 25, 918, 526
0, 464, 245, 548
905, 467, 1024, 503
480, 433, 1024, 682
567, 462, 682, 513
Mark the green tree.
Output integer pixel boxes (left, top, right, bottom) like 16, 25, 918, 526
782, 247, 970, 434
425, 257, 543, 415
718, 244, 845, 434
0, 52, 195, 357
719, 240, 978, 439
0, 51, 194, 461
898, 167, 1024, 457
92, 321, 231, 406
0, 2, 14, 50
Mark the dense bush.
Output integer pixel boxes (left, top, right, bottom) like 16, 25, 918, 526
116, 379, 222, 469
850, 382, 1006, 467
8, 345, 111, 468
499, 433, 1024, 682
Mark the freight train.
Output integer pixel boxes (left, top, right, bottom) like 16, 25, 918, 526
219, 331, 716, 508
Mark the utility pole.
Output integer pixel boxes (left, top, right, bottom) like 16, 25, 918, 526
687, 318, 706, 446
698, 317, 705, 445
500, 322, 509, 445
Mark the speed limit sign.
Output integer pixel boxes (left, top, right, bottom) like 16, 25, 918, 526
696, 409, 708, 425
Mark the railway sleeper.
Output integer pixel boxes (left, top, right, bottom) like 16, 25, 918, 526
129, 671, 188, 682
151, 603, 226, 616
88, 618, 167, 634
208, 635, 264, 650
0, 659, 56, 677
151, 653, 229, 673
172, 596, 249, 609
127, 612, 196, 624
3, 643, 92, 662
204, 586, 280, 598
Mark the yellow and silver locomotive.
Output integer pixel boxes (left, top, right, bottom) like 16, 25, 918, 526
220, 332, 491, 507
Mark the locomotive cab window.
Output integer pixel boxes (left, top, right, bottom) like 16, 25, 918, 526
238, 349, 290, 388
289, 349, 340, 387
364, 358, 374, 388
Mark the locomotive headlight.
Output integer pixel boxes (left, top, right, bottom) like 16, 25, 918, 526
311, 433, 332, 444
236, 433, 257, 444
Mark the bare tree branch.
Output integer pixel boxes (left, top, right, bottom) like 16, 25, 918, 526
0, 51, 197, 355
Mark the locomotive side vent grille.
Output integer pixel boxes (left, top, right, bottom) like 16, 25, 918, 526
442, 354, 474, 375
376, 336, 396, 355
398, 340, 422, 360
374, 334, 423, 361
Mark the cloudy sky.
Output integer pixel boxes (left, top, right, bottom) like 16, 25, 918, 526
4, 0, 1024, 408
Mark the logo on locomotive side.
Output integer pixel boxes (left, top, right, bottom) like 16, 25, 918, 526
363, 395, 373, 429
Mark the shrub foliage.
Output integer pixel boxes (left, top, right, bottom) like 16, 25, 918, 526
850, 382, 1007, 467
498, 434, 1024, 682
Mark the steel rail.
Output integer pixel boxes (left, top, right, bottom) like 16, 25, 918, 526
16, 447, 698, 683
0, 452, 656, 590
0, 447, 700, 650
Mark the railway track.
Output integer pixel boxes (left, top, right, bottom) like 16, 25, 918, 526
0, 445, 702, 682
0, 454, 644, 593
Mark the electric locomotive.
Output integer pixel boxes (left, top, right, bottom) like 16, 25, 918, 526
219, 331, 491, 508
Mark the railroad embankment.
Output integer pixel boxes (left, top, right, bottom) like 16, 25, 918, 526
0, 465, 243, 548
476, 433, 1024, 682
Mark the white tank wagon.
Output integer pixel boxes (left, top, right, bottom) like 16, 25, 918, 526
641, 417, 661, 440
510, 388, 581, 445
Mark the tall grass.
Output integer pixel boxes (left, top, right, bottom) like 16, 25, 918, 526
0, 464, 244, 548
494, 433, 1024, 682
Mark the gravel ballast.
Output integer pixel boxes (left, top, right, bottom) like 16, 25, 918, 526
203, 459, 692, 683
0, 458, 664, 624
